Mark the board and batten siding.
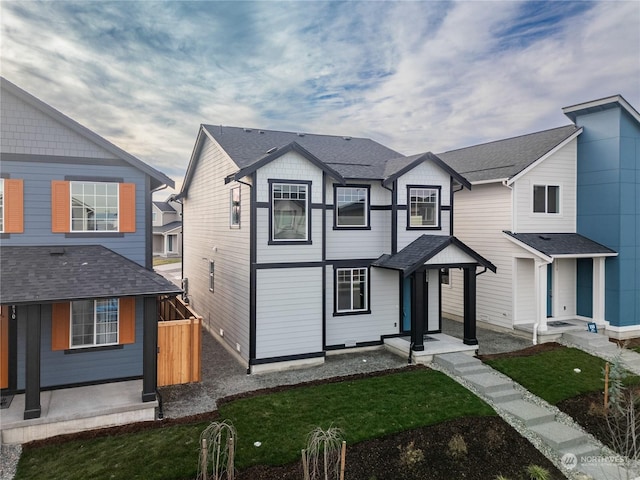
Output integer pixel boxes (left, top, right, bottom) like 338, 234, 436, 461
16, 301, 144, 389
442, 183, 516, 328
513, 139, 577, 233
255, 267, 323, 359
0, 159, 149, 266
1, 87, 119, 159
325, 266, 398, 346
183, 135, 251, 361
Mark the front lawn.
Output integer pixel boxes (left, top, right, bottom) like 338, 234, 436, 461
16, 368, 494, 480
484, 345, 639, 405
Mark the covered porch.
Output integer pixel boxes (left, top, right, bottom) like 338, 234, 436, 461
373, 235, 497, 361
504, 232, 617, 343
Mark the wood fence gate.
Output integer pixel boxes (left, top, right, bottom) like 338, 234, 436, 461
157, 296, 202, 387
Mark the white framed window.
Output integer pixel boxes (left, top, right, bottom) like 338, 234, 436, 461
440, 268, 450, 286
271, 182, 309, 241
336, 267, 368, 313
408, 186, 439, 228
152, 211, 157, 222
209, 261, 215, 292
71, 181, 119, 231
71, 298, 119, 348
230, 186, 241, 227
533, 184, 560, 214
335, 186, 369, 228
0, 178, 4, 233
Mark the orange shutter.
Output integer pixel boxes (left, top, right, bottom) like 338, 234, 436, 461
51, 181, 70, 233
4, 179, 24, 233
118, 183, 136, 233
119, 297, 136, 344
51, 303, 71, 351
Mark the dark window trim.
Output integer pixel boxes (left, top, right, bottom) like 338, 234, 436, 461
65, 176, 124, 183
333, 265, 371, 316
64, 344, 124, 354
268, 179, 312, 245
65, 232, 124, 238
230, 185, 241, 228
532, 183, 561, 214
333, 184, 371, 230
406, 184, 442, 231
209, 260, 215, 293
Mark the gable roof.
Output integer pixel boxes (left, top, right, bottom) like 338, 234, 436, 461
563, 94, 640, 125
0, 245, 182, 305
437, 125, 581, 184
153, 201, 177, 213
0, 77, 173, 191
154, 220, 182, 234
372, 234, 496, 276
503, 232, 617, 261
181, 125, 468, 195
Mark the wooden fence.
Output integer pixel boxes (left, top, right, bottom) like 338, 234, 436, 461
157, 296, 202, 387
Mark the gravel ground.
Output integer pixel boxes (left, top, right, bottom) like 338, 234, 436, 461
0, 444, 21, 480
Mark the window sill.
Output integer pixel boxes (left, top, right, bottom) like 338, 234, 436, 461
65, 232, 125, 238
64, 344, 124, 354
333, 309, 371, 317
407, 226, 441, 230
333, 226, 371, 231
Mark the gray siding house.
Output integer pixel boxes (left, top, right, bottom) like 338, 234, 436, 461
0, 77, 181, 427
178, 125, 495, 373
152, 199, 182, 256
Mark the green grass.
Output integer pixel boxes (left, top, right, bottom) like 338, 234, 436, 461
152, 257, 181, 266
485, 346, 640, 405
16, 368, 494, 480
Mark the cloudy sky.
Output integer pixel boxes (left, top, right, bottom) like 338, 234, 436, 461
2, 1, 639, 196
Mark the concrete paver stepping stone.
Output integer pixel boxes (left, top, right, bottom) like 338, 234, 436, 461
530, 421, 591, 451
464, 372, 514, 395
499, 399, 556, 426
433, 352, 481, 372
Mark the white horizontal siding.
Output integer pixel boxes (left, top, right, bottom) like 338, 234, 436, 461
326, 266, 398, 346
183, 136, 251, 360
256, 208, 323, 263
442, 184, 515, 328
1, 87, 118, 159
514, 139, 577, 233
515, 258, 536, 325
326, 210, 390, 260
256, 267, 323, 358
427, 269, 440, 331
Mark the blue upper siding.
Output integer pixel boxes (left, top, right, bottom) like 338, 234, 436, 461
1, 158, 148, 266
575, 106, 640, 327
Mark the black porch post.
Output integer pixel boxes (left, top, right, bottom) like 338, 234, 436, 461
142, 296, 158, 402
412, 270, 426, 351
463, 267, 478, 346
24, 304, 41, 420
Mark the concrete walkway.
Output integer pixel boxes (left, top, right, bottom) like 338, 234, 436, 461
433, 351, 639, 480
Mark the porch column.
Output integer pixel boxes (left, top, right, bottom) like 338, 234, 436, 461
592, 257, 606, 323
24, 304, 41, 420
142, 296, 158, 402
411, 270, 425, 351
535, 260, 549, 332
463, 267, 478, 345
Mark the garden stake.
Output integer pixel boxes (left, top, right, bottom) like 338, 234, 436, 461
605, 362, 610, 413
201, 438, 208, 480
302, 449, 309, 480
340, 441, 346, 480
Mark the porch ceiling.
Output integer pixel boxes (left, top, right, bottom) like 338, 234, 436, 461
0, 245, 182, 305
503, 232, 617, 260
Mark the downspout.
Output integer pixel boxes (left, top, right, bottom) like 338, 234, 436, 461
168, 194, 186, 302
450, 182, 464, 237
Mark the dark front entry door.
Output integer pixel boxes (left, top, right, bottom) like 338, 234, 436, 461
402, 276, 411, 332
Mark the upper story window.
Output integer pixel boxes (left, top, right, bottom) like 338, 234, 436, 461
271, 181, 309, 242
230, 186, 241, 227
408, 186, 440, 228
152, 211, 157, 222
71, 182, 118, 231
209, 261, 215, 292
533, 184, 559, 214
0, 178, 24, 234
335, 186, 369, 228
335, 267, 369, 314
71, 298, 119, 348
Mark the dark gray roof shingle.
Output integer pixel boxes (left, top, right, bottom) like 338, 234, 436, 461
372, 235, 496, 275
153, 221, 182, 234
1, 245, 182, 305
437, 125, 580, 183
153, 201, 176, 213
504, 232, 617, 257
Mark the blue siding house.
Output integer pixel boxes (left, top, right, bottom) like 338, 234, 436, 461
564, 96, 640, 338
0, 77, 180, 442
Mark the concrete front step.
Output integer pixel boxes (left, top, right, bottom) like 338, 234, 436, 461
563, 331, 614, 349
454, 364, 491, 376
499, 399, 556, 427
530, 421, 591, 450
484, 388, 522, 403
433, 352, 481, 372
464, 372, 514, 395
559, 442, 602, 462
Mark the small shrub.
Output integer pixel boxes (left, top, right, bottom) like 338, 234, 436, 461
447, 433, 467, 459
486, 424, 507, 449
526, 464, 551, 480
197, 420, 236, 480
302, 426, 345, 480
397, 441, 424, 469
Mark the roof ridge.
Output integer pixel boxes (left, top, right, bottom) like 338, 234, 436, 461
202, 124, 373, 142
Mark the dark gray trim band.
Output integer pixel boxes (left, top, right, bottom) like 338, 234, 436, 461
1, 152, 129, 168
250, 351, 325, 365
65, 233, 125, 238
65, 175, 124, 183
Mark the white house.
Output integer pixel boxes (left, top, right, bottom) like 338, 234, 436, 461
439, 125, 617, 343
177, 126, 495, 372
152, 199, 182, 256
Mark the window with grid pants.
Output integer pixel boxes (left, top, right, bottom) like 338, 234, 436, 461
272, 183, 308, 240
336, 186, 367, 227
71, 182, 119, 231
336, 268, 368, 313
71, 298, 119, 347
409, 188, 438, 227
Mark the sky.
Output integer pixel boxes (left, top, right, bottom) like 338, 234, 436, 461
1, 1, 639, 198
